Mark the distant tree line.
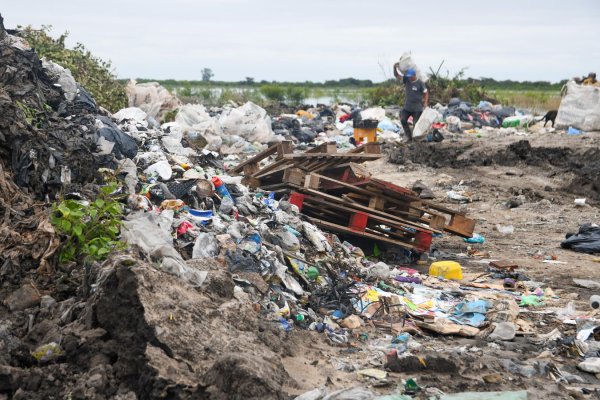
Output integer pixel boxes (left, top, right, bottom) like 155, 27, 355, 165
126, 77, 566, 92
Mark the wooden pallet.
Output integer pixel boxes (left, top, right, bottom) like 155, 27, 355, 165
302, 173, 475, 238
229, 142, 383, 188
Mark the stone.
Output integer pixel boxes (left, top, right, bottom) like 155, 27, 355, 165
488, 322, 516, 341
5, 284, 40, 312
578, 357, 600, 374
482, 373, 503, 384
40, 295, 57, 309
340, 315, 362, 329
87, 373, 106, 390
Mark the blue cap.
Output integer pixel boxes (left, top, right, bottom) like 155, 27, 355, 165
405, 68, 416, 77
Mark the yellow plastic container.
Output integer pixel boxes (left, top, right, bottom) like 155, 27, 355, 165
353, 127, 377, 143
429, 261, 463, 280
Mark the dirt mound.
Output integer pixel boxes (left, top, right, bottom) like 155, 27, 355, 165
2, 254, 294, 399
388, 140, 600, 199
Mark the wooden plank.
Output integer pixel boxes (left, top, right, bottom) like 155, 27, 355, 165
301, 190, 440, 234
242, 176, 261, 189
304, 174, 321, 190
313, 159, 346, 173
252, 159, 289, 178
243, 163, 260, 176
368, 196, 385, 210
308, 218, 415, 251
229, 142, 280, 173
347, 142, 381, 154
277, 141, 293, 158
446, 214, 476, 238
305, 142, 337, 154
306, 173, 377, 197
282, 168, 305, 186
429, 214, 448, 231
283, 153, 381, 160
302, 202, 347, 221
344, 193, 370, 201
258, 183, 288, 191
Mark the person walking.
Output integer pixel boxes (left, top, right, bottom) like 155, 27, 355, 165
393, 63, 429, 141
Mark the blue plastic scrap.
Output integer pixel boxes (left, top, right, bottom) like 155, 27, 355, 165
464, 233, 485, 244
451, 300, 492, 327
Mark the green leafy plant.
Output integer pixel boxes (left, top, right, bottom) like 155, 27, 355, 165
51, 184, 126, 264
260, 84, 285, 102
285, 86, 307, 105
367, 83, 404, 107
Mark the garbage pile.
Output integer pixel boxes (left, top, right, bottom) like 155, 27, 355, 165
2, 15, 600, 400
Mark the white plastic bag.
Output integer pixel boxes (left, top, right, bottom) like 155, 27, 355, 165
218, 102, 277, 144
174, 104, 223, 151
41, 59, 77, 102
556, 81, 600, 131
144, 160, 172, 181
113, 107, 148, 125
192, 233, 219, 258
360, 107, 386, 121
397, 52, 427, 82
125, 80, 181, 120
413, 107, 441, 138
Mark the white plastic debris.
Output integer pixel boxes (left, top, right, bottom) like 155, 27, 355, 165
144, 160, 172, 181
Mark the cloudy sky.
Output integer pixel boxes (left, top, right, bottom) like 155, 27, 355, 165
3, 0, 599, 83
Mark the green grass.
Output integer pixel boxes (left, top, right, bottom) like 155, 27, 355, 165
490, 89, 561, 112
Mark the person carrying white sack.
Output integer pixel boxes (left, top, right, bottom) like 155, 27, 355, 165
393, 63, 429, 141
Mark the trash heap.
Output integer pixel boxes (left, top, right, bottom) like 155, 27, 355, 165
2, 16, 599, 400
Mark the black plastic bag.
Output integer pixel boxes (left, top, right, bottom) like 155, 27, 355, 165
561, 223, 600, 254
96, 116, 138, 159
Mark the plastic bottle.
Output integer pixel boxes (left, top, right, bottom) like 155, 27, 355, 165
211, 176, 232, 200
591, 295, 600, 309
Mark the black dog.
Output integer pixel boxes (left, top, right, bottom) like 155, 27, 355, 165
541, 110, 558, 127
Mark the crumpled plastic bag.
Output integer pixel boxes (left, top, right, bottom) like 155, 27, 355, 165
218, 102, 278, 144
42, 59, 77, 102
144, 160, 172, 181
113, 107, 148, 125
397, 52, 428, 82
561, 223, 600, 254
95, 116, 138, 159
192, 233, 220, 258
302, 222, 332, 253
125, 80, 181, 120
122, 212, 207, 286
174, 104, 223, 151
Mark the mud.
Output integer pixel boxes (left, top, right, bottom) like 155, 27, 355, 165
387, 139, 600, 199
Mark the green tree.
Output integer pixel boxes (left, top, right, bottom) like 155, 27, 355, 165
19, 26, 127, 112
201, 68, 214, 82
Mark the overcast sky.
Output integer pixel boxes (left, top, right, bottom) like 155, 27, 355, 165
3, 0, 599, 83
